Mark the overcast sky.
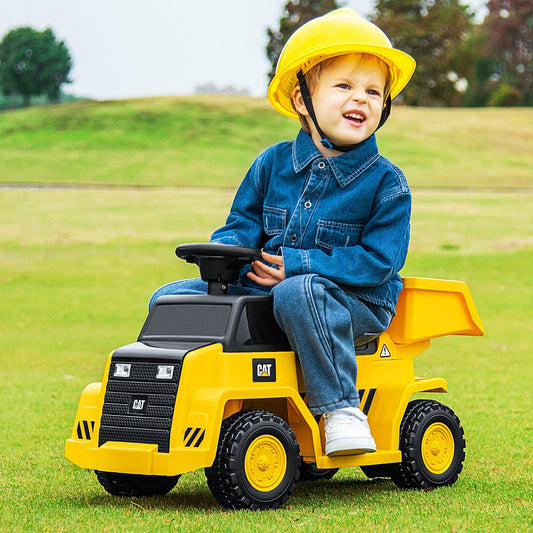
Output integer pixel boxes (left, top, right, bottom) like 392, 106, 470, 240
1, 0, 486, 101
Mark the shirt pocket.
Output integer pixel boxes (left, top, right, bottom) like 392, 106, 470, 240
263, 205, 287, 236
316, 219, 364, 252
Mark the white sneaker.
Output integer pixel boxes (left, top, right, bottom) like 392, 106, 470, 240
323, 407, 377, 456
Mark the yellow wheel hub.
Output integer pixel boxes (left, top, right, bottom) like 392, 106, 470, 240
422, 422, 455, 474
245, 435, 287, 492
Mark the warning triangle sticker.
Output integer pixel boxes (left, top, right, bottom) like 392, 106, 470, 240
380, 344, 391, 358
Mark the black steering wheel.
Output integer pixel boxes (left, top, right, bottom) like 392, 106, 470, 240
176, 243, 262, 295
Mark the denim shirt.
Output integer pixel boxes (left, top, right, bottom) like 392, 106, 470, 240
210, 129, 411, 314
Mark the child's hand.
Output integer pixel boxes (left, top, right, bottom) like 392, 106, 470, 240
247, 251, 286, 287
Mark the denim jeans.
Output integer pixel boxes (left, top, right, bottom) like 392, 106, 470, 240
148, 274, 391, 415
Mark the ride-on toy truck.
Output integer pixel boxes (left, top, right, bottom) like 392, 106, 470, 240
65, 243, 484, 510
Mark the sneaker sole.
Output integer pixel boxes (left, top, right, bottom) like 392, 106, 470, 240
326, 437, 377, 457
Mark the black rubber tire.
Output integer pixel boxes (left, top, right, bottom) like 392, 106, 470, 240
390, 399, 466, 490
95, 471, 180, 497
205, 410, 301, 510
299, 463, 338, 482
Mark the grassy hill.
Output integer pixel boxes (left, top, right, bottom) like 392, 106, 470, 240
1, 96, 531, 189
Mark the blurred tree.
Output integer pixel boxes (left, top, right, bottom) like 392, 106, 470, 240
484, 0, 533, 105
0, 26, 72, 107
461, 24, 500, 106
371, 0, 474, 106
266, 0, 343, 83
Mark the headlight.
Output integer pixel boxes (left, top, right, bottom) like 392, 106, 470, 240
156, 365, 174, 379
113, 363, 131, 378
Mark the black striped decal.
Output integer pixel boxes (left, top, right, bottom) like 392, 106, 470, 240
76, 420, 95, 440
358, 388, 377, 415
184, 427, 206, 448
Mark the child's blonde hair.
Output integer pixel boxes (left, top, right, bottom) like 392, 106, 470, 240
292, 53, 391, 134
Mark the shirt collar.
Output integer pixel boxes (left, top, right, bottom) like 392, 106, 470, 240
292, 129, 381, 188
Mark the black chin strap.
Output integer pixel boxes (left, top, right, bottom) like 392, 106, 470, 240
297, 70, 391, 153
378, 95, 391, 129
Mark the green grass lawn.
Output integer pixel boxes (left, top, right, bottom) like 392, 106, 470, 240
0, 99, 532, 531
1, 97, 532, 189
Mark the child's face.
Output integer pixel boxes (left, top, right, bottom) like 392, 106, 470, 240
293, 54, 388, 154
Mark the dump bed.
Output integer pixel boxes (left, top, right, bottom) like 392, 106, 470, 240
386, 277, 484, 344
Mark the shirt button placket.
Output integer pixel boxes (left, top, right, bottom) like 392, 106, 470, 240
285, 160, 328, 248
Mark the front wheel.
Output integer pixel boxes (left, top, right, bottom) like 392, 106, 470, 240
391, 399, 466, 490
95, 471, 180, 497
205, 410, 301, 510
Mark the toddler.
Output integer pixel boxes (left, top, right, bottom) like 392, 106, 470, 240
150, 9, 416, 455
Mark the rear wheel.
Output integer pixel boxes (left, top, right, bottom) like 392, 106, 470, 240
205, 410, 301, 510
391, 400, 465, 490
299, 463, 338, 482
298, 412, 337, 482
95, 471, 180, 497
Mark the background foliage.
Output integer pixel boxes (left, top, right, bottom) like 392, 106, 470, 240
266, 0, 533, 106
482, 0, 533, 105
0, 26, 72, 107
372, 0, 474, 106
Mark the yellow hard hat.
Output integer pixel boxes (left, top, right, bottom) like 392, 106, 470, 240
268, 8, 416, 119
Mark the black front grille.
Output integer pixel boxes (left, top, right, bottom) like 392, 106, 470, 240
98, 360, 182, 453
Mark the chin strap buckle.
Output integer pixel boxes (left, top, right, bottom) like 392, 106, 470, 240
320, 138, 334, 149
